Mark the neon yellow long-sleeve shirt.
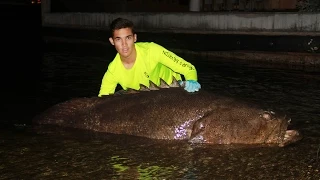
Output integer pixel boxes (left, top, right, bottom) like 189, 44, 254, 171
98, 42, 198, 96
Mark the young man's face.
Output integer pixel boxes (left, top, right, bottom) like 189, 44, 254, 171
109, 28, 137, 59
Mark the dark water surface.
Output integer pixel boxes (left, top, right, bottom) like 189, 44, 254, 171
1, 41, 320, 179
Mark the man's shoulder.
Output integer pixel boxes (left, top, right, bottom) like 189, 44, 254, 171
136, 42, 162, 50
107, 55, 120, 70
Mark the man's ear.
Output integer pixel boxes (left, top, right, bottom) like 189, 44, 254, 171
109, 37, 114, 45
134, 34, 137, 42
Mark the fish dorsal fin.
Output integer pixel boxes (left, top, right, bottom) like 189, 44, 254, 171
114, 76, 181, 95
148, 81, 160, 90
159, 78, 170, 89
139, 84, 151, 91
170, 76, 181, 88
114, 88, 139, 95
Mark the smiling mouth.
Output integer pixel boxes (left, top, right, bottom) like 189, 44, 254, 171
122, 48, 129, 53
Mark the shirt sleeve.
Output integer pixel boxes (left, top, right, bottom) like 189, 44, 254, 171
150, 43, 198, 81
98, 64, 118, 97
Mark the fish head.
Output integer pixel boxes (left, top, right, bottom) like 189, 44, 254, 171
188, 107, 302, 147
258, 110, 302, 147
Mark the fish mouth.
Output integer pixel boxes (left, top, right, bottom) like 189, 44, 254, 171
262, 110, 302, 147
279, 130, 302, 147
264, 110, 303, 147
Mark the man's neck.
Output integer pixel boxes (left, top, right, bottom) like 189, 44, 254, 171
121, 48, 136, 69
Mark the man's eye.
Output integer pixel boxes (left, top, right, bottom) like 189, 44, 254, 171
126, 36, 132, 40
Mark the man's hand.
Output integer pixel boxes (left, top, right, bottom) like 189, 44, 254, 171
179, 80, 201, 93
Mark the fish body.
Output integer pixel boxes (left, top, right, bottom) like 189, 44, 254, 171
33, 87, 301, 147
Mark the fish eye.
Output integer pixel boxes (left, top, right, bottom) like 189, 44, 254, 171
260, 111, 273, 120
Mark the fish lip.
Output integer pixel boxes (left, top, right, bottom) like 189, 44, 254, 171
278, 130, 302, 147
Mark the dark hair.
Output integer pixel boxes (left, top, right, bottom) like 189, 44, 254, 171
109, 18, 135, 37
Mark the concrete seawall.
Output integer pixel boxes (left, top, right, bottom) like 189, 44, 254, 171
42, 12, 320, 36
41, 0, 320, 36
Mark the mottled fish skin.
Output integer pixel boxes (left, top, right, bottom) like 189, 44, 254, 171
33, 78, 302, 147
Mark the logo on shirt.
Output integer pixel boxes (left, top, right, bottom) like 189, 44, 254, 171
144, 72, 149, 78
163, 50, 195, 70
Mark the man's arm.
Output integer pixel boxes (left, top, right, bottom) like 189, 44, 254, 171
151, 43, 201, 92
151, 43, 198, 81
98, 70, 118, 97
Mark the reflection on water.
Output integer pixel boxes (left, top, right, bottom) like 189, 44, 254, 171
0, 42, 319, 179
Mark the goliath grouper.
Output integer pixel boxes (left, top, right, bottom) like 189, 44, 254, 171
33, 81, 301, 147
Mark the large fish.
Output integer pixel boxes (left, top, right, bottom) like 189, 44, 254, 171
33, 82, 302, 147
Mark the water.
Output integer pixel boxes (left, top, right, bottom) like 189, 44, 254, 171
1, 41, 319, 179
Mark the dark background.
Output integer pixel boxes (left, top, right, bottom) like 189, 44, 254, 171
1, 3, 42, 125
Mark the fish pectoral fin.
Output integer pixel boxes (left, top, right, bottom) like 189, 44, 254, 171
189, 118, 206, 143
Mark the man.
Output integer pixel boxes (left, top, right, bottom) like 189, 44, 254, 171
98, 17, 201, 97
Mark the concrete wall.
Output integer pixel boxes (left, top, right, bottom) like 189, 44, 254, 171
41, 0, 320, 36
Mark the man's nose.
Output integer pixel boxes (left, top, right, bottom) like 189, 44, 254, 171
121, 39, 127, 46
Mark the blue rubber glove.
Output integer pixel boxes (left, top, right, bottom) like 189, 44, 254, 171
179, 80, 201, 93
